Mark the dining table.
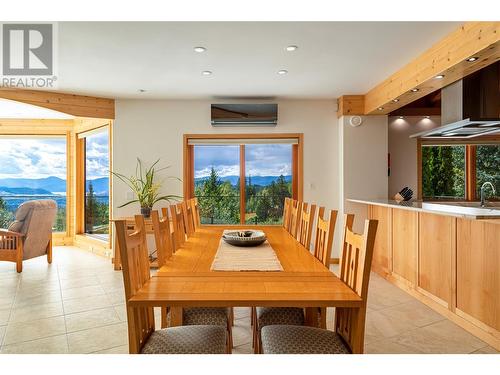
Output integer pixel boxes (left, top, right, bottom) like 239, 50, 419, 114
127, 225, 366, 352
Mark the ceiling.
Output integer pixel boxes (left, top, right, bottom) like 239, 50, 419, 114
0, 98, 74, 119
56, 22, 462, 100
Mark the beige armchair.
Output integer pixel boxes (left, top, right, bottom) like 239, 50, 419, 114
0, 200, 57, 273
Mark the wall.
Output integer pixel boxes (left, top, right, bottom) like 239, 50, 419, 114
388, 116, 440, 198
113, 99, 341, 252
339, 115, 388, 238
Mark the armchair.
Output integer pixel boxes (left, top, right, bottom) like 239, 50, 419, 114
0, 200, 57, 272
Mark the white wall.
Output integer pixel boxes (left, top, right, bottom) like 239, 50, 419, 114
338, 115, 388, 237
388, 116, 440, 198
113, 99, 340, 241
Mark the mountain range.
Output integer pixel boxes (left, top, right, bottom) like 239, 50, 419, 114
195, 175, 291, 186
0, 176, 109, 195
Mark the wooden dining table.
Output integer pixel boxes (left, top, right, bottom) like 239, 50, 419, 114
127, 225, 366, 352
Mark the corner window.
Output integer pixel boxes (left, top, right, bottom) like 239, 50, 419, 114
475, 144, 500, 199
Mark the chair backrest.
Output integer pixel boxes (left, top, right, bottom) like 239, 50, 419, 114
7, 199, 57, 260
170, 203, 186, 251
151, 208, 173, 267
115, 215, 155, 354
313, 208, 338, 268
297, 203, 316, 249
282, 197, 291, 229
334, 214, 378, 353
288, 200, 302, 238
190, 197, 201, 230
181, 200, 195, 237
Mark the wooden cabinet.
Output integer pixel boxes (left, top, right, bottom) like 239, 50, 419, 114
456, 219, 500, 331
392, 209, 418, 285
368, 205, 391, 274
418, 212, 454, 308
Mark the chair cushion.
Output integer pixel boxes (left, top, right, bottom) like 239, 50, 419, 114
260, 325, 350, 354
166, 307, 229, 326
141, 325, 226, 354
256, 307, 304, 328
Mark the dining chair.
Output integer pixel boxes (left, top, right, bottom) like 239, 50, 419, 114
282, 197, 291, 229
297, 203, 316, 249
259, 214, 378, 354
314, 208, 338, 268
114, 215, 227, 354
170, 203, 186, 251
190, 197, 201, 230
288, 200, 303, 238
159, 208, 234, 351
151, 208, 173, 269
181, 200, 195, 237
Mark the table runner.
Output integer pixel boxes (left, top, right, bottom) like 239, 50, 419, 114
210, 230, 284, 271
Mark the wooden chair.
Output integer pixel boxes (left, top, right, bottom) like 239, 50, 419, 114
288, 200, 303, 238
259, 214, 378, 354
297, 203, 316, 249
114, 215, 227, 354
313, 208, 338, 268
170, 203, 186, 251
190, 197, 201, 230
151, 208, 173, 269
159, 208, 234, 351
181, 200, 195, 237
282, 197, 291, 229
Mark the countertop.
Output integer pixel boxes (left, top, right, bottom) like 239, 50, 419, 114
348, 198, 500, 220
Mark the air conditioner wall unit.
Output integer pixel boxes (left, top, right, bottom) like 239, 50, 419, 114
211, 104, 278, 126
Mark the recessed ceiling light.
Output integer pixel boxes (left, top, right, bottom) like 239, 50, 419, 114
424, 116, 430, 119
392, 99, 399, 103
466, 57, 478, 62
411, 88, 419, 92
399, 116, 404, 119
201, 70, 212, 76
435, 74, 445, 79
194, 46, 206, 53
286, 45, 298, 52
377, 107, 384, 111
138, 89, 147, 93
277, 70, 288, 75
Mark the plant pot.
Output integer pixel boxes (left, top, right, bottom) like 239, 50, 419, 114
141, 206, 152, 218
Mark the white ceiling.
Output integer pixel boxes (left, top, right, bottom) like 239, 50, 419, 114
0, 98, 74, 119
57, 22, 461, 99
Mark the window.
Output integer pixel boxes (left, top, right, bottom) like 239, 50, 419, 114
82, 128, 110, 236
421, 145, 465, 199
420, 142, 499, 201
0, 136, 67, 232
186, 135, 302, 225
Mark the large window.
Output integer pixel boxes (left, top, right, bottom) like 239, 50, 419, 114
0, 136, 67, 232
83, 128, 110, 236
420, 142, 499, 201
187, 135, 301, 225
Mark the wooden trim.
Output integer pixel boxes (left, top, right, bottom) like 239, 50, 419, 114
364, 22, 500, 114
239, 145, 246, 225
0, 89, 115, 119
297, 133, 304, 201
184, 133, 303, 140
417, 139, 422, 200
466, 145, 477, 201
337, 95, 365, 118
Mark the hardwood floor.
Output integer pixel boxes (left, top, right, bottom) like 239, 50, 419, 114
0, 247, 496, 354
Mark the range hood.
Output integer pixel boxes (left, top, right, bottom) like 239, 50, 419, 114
410, 62, 500, 139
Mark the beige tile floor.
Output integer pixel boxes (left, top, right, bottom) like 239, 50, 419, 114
0, 246, 498, 354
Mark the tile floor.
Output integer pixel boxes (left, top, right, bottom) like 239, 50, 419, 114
0, 246, 497, 354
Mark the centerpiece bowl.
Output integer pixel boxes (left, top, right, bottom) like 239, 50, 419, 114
222, 230, 266, 247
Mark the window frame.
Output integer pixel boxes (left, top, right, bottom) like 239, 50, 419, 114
183, 133, 303, 225
417, 138, 500, 201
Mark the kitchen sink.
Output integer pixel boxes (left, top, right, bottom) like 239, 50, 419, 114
426, 201, 500, 208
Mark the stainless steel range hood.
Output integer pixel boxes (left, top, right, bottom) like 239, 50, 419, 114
410, 62, 500, 139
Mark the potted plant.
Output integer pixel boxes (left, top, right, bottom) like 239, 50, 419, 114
112, 158, 180, 218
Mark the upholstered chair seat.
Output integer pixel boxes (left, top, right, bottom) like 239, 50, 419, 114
141, 325, 227, 354
260, 325, 350, 354
166, 307, 230, 326
256, 307, 305, 327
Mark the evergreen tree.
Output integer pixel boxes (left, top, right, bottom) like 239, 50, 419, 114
199, 167, 221, 224
85, 181, 98, 233
0, 197, 12, 228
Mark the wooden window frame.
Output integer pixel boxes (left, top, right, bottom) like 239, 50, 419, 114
183, 133, 304, 225
417, 138, 499, 201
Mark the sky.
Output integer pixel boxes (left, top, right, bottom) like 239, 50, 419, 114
0, 131, 109, 180
194, 144, 292, 178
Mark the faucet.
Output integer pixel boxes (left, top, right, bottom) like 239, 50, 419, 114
480, 182, 496, 207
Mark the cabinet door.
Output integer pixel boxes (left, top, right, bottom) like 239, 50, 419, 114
392, 209, 418, 285
457, 219, 500, 331
368, 205, 391, 274
418, 212, 454, 307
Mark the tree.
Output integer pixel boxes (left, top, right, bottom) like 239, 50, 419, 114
85, 181, 98, 233
199, 167, 221, 224
0, 197, 13, 228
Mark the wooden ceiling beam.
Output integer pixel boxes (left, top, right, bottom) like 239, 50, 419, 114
363, 22, 500, 115
0, 88, 115, 119
337, 95, 365, 118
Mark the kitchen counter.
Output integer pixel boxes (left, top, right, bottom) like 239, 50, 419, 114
348, 198, 500, 220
